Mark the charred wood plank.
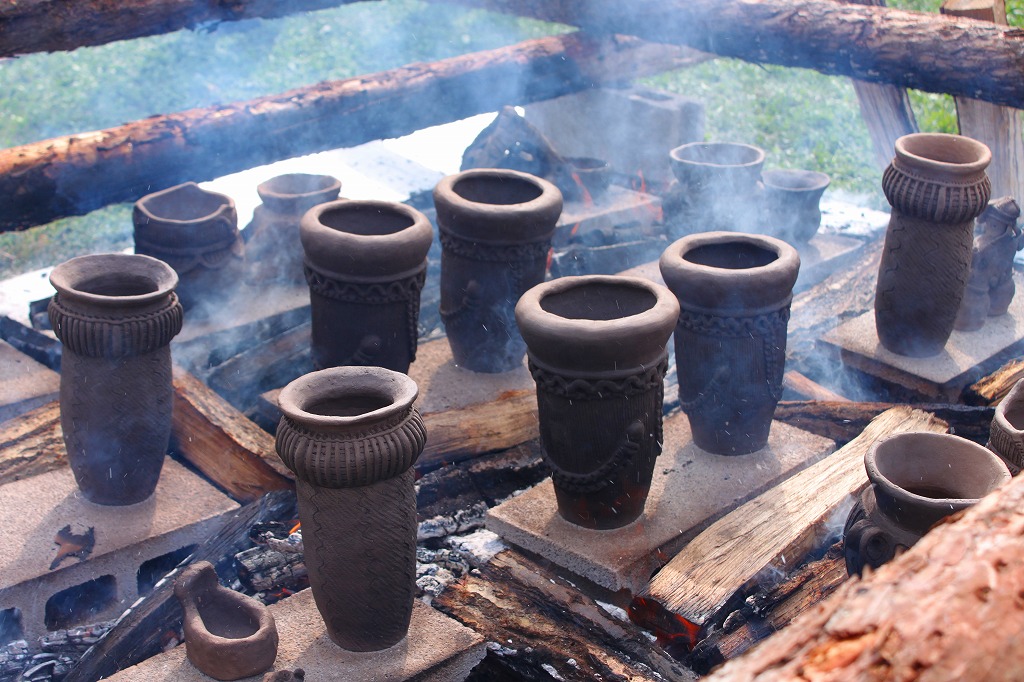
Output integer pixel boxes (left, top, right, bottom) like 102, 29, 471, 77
704, 451, 1024, 681
171, 366, 293, 502
781, 371, 851, 403
0, 0, 374, 58
63, 490, 297, 682
432, 0, 1024, 108
633, 407, 948, 635
435, 549, 696, 682
0, 32, 694, 232
963, 357, 1024, 405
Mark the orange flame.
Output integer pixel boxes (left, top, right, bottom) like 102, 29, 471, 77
628, 597, 703, 652
570, 171, 594, 208
288, 522, 302, 535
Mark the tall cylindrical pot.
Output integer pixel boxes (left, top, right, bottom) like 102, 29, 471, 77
843, 431, 1009, 576
48, 254, 184, 505
660, 232, 800, 455
275, 367, 426, 651
245, 173, 342, 285
516, 276, 679, 529
133, 182, 244, 311
875, 133, 992, 356
434, 168, 563, 373
300, 200, 432, 373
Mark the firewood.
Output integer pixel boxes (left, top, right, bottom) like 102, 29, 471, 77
63, 490, 298, 682
0, 32, 693, 232
436, 0, 1024, 108
171, 367, 293, 502
0, 400, 65, 484
774, 400, 994, 445
704, 448, 1024, 681
633, 407, 948, 636
781, 371, 851, 403
434, 549, 696, 682
963, 357, 1024, 405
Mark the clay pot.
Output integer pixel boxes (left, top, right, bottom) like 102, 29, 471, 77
174, 561, 278, 680
761, 169, 830, 245
245, 173, 342, 285
567, 157, 612, 199
299, 199, 432, 373
275, 367, 426, 651
434, 168, 563, 373
516, 275, 679, 529
843, 431, 1009, 576
48, 254, 183, 505
669, 142, 765, 233
988, 377, 1024, 474
875, 133, 992, 356
133, 182, 244, 311
660, 232, 800, 455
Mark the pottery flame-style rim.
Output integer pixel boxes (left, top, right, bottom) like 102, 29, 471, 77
134, 182, 236, 225
49, 253, 179, 309
277, 366, 419, 431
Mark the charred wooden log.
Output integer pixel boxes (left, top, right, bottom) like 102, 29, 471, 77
963, 357, 1024, 405
434, 0, 1024, 108
0, 32, 694, 232
0, 400, 65, 484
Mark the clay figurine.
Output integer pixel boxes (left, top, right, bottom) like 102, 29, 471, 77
174, 561, 278, 680
954, 197, 1022, 331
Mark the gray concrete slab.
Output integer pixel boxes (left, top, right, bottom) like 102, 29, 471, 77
486, 411, 834, 593
0, 459, 238, 642
0, 339, 59, 423
108, 591, 486, 682
820, 271, 1024, 400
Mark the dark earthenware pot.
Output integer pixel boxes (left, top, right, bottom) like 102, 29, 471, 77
245, 173, 342, 285
276, 367, 425, 651
567, 157, 612, 200
175, 561, 278, 681
516, 275, 678, 529
843, 431, 1009, 576
434, 168, 563, 373
48, 254, 183, 505
133, 182, 243, 311
875, 133, 992, 356
660, 232, 800, 455
761, 169, 830, 246
669, 142, 765, 233
988, 377, 1024, 475
954, 197, 1022, 331
300, 200, 432, 373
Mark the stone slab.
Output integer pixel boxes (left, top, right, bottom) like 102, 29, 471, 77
108, 590, 486, 682
0, 339, 59, 423
486, 412, 835, 593
0, 458, 238, 642
820, 271, 1024, 401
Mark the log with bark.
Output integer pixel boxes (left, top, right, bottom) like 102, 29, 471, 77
963, 357, 1024, 406
0, 400, 65, 484
703, 440, 1024, 681
0, 32, 695, 232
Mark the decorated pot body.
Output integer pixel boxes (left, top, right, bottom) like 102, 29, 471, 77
875, 133, 992, 356
660, 232, 800, 455
844, 431, 1009, 576
516, 275, 679, 529
669, 142, 765, 233
133, 182, 244, 311
245, 173, 342, 285
761, 169, 830, 246
275, 367, 426, 652
434, 168, 563, 373
299, 199, 432, 373
174, 561, 278, 681
988, 376, 1024, 475
48, 254, 183, 505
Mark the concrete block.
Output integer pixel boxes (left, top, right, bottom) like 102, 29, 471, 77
108, 590, 486, 682
0, 339, 59, 423
486, 412, 835, 593
0, 459, 238, 643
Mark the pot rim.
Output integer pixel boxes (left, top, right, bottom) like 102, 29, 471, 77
436, 168, 561, 212
762, 168, 831, 193
49, 253, 179, 308
257, 172, 342, 203
993, 377, 1024, 435
278, 366, 419, 430
866, 431, 1010, 509
893, 133, 992, 176
134, 182, 235, 225
669, 141, 766, 169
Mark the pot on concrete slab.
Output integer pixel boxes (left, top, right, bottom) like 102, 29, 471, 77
843, 431, 1010, 576
875, 133, 992, 356
516, 275, 678, 529
300, 199, 432, 373
660, 231, 800, 455
48, 253, 183, 505
434, 168, 562, 373
275, 367, 426, 651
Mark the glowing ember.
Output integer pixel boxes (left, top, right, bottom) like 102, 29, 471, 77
628, 596, 702, 651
